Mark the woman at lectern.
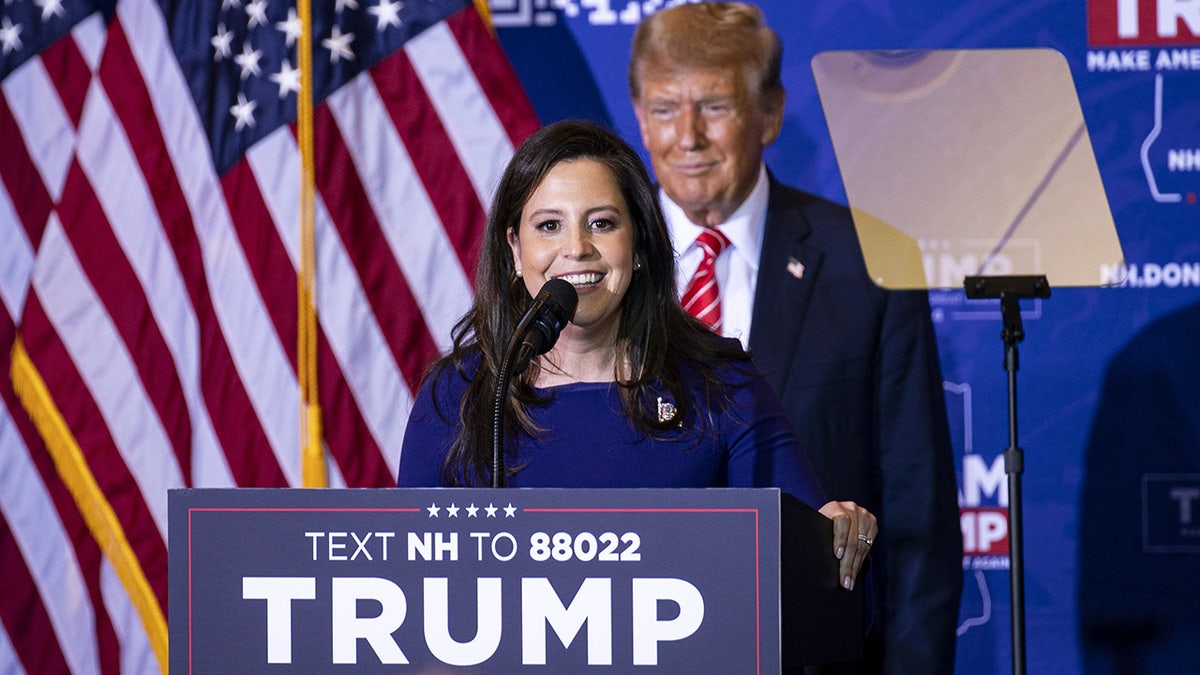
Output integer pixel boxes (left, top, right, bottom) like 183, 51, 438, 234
397, 120, 876, 588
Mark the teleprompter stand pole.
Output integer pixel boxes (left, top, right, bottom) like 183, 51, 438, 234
964, 274, 1051, 675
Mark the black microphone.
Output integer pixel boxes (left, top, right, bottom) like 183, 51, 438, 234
492, 278, 578, 487
512, 278, 579, 376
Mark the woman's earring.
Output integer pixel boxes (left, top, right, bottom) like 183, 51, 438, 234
515, 268, 523, 278
634, 257, 643, 271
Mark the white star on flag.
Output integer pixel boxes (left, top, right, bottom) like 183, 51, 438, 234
233, 43, 263, 80
323, 25, 355, 63
210, 23, 234, 60
275, 8, 301, 47
229, 91, 257, 131
245, 0, 269, 29
269, 59, 300, 98
0, 17, 21, 55
369, 0, 404, 30
35, 0, 66, 21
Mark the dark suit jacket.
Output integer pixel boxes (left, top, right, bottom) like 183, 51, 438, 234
749, 175, 963, 674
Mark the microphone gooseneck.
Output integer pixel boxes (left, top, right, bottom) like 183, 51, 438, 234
491, 279, 579, 488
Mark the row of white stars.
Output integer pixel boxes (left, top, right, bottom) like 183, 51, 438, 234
426, 502, 519, 518
219, 0, 406, 131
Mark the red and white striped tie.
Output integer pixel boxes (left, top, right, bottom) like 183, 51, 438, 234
681, 227, 731, 331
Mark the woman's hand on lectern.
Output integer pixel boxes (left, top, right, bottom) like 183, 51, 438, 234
819, 500, 878, 590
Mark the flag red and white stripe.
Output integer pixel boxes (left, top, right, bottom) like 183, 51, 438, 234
0, 0, 539, 671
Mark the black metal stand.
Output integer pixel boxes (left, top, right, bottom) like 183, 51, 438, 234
964, 274, 1051, 675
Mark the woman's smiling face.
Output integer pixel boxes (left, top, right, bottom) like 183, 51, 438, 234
508, 158, 635, 337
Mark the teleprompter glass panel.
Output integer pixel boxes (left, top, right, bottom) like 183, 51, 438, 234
811, 49, 1124, 290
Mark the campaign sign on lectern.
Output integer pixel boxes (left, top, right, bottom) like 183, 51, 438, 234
169, 487, 781, 672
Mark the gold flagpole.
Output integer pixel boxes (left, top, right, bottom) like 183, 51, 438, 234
297, 0, 325, 487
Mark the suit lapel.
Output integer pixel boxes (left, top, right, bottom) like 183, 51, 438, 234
750, 177, 824, 395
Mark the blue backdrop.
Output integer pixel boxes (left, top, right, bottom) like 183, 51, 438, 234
490, 1, 1200, 672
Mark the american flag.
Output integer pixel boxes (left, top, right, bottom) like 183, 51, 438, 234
0, 0, 538, 671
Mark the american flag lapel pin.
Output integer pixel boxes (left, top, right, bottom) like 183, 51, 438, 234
786, 257, 805, 280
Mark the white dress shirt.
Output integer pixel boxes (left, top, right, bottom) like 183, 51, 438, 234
661, 165, 769, 350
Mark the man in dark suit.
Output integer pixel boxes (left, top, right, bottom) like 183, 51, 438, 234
628, 4, 962, 673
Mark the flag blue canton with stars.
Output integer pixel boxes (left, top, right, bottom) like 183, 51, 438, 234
1, 0, 111, 79
162, 0, 472, 173
2, 0, 475, 173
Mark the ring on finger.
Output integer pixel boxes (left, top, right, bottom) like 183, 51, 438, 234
857, 534, 873, 546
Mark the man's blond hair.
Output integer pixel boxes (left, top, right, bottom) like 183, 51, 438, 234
628, 2, 783, 104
